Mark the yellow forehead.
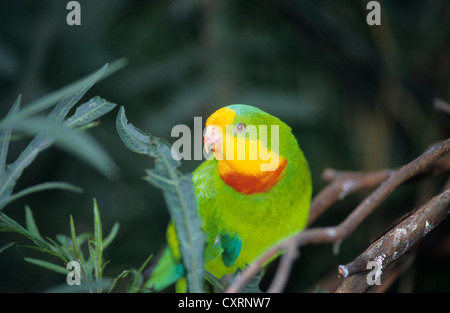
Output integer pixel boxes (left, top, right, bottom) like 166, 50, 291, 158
205, 107, 236, 130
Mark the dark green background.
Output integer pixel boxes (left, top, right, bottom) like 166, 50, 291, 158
0, 0, 449, 292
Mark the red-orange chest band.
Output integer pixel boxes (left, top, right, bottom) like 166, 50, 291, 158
218, 158, 287, 195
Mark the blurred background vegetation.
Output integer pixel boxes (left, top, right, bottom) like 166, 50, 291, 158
0, 0, 449, 292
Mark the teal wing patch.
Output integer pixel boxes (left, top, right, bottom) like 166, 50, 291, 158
220, 233, 242, 267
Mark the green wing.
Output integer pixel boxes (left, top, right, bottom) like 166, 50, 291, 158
144, 247, 185, 291
193, 158, 243, 269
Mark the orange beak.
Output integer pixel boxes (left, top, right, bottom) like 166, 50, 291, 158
204, 125, 222, 154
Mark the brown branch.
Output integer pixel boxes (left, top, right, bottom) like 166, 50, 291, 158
335, 252, 416, 293
336, 189, 450, 292
368, 252, 416, 293
225, 138, 450, 293
308, 149, 450, 227
335, 187, 450, 292
339, 187, 450, 278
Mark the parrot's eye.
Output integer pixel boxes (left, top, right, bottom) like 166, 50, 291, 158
234, 122, 247, 133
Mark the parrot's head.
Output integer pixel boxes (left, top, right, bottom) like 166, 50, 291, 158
203, 104, 296, 194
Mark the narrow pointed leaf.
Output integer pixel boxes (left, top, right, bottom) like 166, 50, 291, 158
0, 59, 125, 129
49, 66, 108, 124
70, 215, 82, 262
45, 237, 72, 262
24, 257, 69, 275
108, 269, 134, 293
0, 181, 82, 210
0, 211, 52, 251
25, 206, 42, 240
8, 117, 117, 179
92, 198, 103, 292
0, 61, 124, 203
65, 97, 117, 128
17, 245, 67, 262
0, 95, 21, 184
129, 253, 153, 293
116, 107, 205, 293
103, 222, 119, 250
0, 242, 15, 254
93, 198, 103, 269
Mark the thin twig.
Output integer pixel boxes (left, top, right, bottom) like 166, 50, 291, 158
266, 245, 298, 293
308, 169, 391, 226
308, 151, 450, 227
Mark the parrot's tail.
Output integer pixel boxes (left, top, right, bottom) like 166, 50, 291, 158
144, 247, 186, 292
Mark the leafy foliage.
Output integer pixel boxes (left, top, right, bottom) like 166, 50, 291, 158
0, 61, 125, 211
116, 106, 205, 293
0, 60, 205, 293
0, 61, 143, 292
0, 200, 120, 292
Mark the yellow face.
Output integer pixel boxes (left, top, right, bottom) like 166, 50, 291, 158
204, 107, 284, 175
204, 107, 235, 156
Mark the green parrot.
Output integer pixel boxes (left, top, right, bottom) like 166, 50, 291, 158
145, 104, 312, 292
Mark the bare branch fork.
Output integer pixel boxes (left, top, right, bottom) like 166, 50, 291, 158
225, 138, 450, 293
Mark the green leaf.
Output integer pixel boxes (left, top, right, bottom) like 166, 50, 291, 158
129, 253, 153, 293
17, 245, 67, 263
56, 234, 72, 247
0, 182, 82, 211
0, 198, 120, 292
0, 66, 124, 208
24, 257, 69, 275
93, 198, 103, 275
69, 216, 92, 287
45, 236, 73, 263
0, 59, 126, 129
0, 95, 21, 186
0, 209, 70, 263
0, 242, 15, 254
0, 211, 52, 251
91, 198, 105, 292
108, 269, 135, 293
116, 106, 205, 293
87, 239, 97, 281
0, 61, 123, 208
49, 70, 108, 124
65, 96, 117, 128
9, 117, 118, 179
70, 215, 83, 263
116, 107, 168, 157
103, 222, 120, 250
25, 206, 42, 240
